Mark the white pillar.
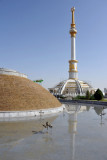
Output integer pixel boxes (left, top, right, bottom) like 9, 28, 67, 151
69, 7, 78, 80
71, 37, 76, 60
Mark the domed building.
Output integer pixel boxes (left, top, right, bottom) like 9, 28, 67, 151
49, 7, 95, 97
0, 68, 61, 112
49, 79, 94, 97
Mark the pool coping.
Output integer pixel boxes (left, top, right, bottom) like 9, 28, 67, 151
0, 105, 64, 119
59, 99, 107, 106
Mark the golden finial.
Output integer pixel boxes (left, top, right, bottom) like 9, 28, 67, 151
69, 7, 77, 37
71, 7, 75, 12
71, 7, 75, 27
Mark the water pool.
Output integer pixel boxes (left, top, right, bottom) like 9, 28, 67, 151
0, 103, 107, 160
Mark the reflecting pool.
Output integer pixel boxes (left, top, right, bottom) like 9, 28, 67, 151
0, 103, 107, 160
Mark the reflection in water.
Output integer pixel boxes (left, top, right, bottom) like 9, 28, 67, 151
43, 134, 53, 143
94, 107, 104, 115
65, 104, 87, 160
94, 106, 106, 125
0, 115, 57, 144
86, 106, 91, 111
1, 104, 107, 160
32, 131, 44, 134
68, 108, 77, 160
65, 104, 107, 160
65, 104, 107, 159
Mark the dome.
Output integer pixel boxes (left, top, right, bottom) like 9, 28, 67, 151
0, 74, 61, 111
49, 79, 94, 97
0, 68, 27, 78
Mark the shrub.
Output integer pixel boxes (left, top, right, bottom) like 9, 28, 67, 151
58, 95, 66, 99
86, 90, 90, 100
90, 94, 95, 100
94, 89, 103, 101
74, 95, 81, 100
79, 96, 86, 99
73, 95, 86, 100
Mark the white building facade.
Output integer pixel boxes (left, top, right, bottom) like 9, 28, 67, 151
104, 88, 107, 96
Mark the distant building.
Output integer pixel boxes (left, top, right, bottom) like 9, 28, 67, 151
104, 88, 107, 96
48, 7, 95, 97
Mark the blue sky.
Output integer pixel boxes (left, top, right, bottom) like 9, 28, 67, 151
0, 0, 107, 91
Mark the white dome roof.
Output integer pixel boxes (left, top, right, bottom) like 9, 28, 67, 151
0, 68, 27, 78
49, 79, 93, 95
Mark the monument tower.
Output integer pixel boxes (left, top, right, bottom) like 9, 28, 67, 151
49, 7, 95, 97
69, 7, 78, 80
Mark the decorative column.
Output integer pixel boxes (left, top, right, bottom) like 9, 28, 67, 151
69, 7, 78, 80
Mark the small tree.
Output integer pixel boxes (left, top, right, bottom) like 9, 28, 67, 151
90, 94, 95, 100
86, 90, 90, 100
94, 89, 103, 101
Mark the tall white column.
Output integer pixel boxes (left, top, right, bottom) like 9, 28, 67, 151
69, 7, 78, 80
71, 37, 76, 60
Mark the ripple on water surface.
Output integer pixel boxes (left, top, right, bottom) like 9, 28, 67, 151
0, 103, 107, 160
